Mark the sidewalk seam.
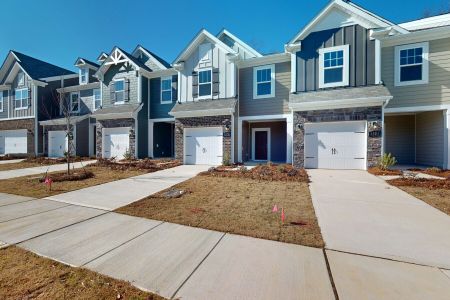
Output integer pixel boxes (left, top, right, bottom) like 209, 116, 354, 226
0, 203, 72, 224
323, 249, 340, 300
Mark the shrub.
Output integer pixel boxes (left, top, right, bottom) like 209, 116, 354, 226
123, 148, 133, 161
426, 167, 442, 173
378, 153, 397, 170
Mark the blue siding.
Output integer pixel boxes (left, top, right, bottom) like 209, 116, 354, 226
149, 75, 177, 119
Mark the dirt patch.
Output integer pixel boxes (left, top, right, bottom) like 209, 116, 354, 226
388, 177, 450, 189
368, 167, 402, 176
202, 164, 309, 182
408, 168, 450, 178
0, 246, 164, 300
88, 158, 180, 172
116, 175, 324, 248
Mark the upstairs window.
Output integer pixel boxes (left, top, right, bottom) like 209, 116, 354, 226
161, 76, 172, 104
0, 91, 4, 112
70, 92, 80, 113
93, 88, 101, 110
17, 72, 25, 86
15, 88, 28, 110
253, 64, 275, 99
319, 45, 349, 88
395, 42, 429, 86
198, 69, 212, 98
114, 79, 125, 103
80, 68, 88, 84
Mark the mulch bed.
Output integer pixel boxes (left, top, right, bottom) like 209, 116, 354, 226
39, 170, 95, 183
201, 164, 309, 182
388, 177, 450, 190
0, 154, 29, 160
88, 158, 181, 172
368, 167, 402, 176
408, 168, 450, 179
24, 156, 92, 165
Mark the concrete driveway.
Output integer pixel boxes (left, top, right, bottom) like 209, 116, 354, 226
308, 169, 450, 269
44, 165, 210, 210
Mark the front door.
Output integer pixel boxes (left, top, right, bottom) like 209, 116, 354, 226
252, 128, 270, 161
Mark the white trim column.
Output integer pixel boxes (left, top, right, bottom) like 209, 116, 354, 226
286, 113, 293, 163
445, 109, 450, 169
148, 120, 154, 158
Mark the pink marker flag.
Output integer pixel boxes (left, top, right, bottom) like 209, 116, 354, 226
272, 204, 278, 213
281, 208, 285, 223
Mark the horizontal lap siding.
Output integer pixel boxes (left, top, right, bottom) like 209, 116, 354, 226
416, 111, 444, 167
384, 37, 450, 108
150, 77, 176, 119
102, 63, 138, 108
385, 115, 415, 164
239, 62, 290, 116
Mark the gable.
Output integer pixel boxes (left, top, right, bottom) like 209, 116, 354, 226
217, 30, 262, 59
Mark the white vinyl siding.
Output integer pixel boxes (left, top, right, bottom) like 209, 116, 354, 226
199, 43, 212, 62
319, 45, 349, 88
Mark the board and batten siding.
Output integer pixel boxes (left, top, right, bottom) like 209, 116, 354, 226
239, 62, 291, 116
101, 63, 139, 108
383, 37, 450, 108
179, 41, 236, 102
9, 71, 34, 119
149, 76, 177, 119
296, 24, 375, 92
416, 111, 444, 167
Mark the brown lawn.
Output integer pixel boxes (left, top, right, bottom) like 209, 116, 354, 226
116, 175, 324, 248
0, 166, 145, 198
0, 246, 164, 300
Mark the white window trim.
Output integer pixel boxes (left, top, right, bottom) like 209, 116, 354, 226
160, 76, 172, 104
14, 88, 28, 110
253, 64, 275, 99
79, 68, 88, 85
114, 78, 125, 105
17, 72, 25, 87
319, 44, 350, 89
251, 127, 271, 161
70, 92, 80, 113
394, 42, 429, 87
93, 88, 101, 111
197, 68, 212, 100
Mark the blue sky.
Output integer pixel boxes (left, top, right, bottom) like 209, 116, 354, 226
1, 0, 448, 71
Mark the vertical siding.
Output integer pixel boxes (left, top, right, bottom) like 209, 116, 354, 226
416, 111, 444, 167
385, 115, 415, 164
9, 72, 34, 118
383, 37, 450, 108
138, 77, 149, 158
101, 63, 138, 108
0, 90, 9, 119
296, 24, 375, 92
239, 62, 291, 116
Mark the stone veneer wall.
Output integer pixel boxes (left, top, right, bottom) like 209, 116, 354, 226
0, 118, 35, 155
175, 115, 232, 163
96, 118, 135, 158
293, 106, 382, 168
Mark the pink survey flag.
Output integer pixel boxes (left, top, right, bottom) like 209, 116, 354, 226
272, 204, 278, 213
281, 208, 285, 223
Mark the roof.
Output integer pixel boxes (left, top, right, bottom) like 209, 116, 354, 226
290, 85, 392, 103
134, 45, 171, 69
169, 98, 237, 118
75, 57, 100, 69
39, 114, 90, 126
117, 47, 152, 72
56, 82, 100, 93
399, 13, 450, 31
217, 29, 262, 58
11, 51, 75, 80
92, 103, 141, 119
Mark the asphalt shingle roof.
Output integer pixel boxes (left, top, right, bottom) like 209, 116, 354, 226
12, 51, 75, 80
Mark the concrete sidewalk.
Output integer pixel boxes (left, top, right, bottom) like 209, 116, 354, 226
44, 165, 210, 210
308, 169, 450, 269
0, 160, 96, 180
0, 159, 25, 165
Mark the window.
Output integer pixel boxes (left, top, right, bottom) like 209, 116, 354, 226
17, 72, 25, 86
198, 69, 212, 98
199, 43, 211, 62
14, 88, 28, 110
0, 91, 3, 112
253, 65, 275, 99
114, 79, 125, 103
93, 89, 101, 110
319, 45, 349, 88
395, 42, 429, 86
70, 92, 80, 113
80, 68, 88, 84
161, 76, 172, 104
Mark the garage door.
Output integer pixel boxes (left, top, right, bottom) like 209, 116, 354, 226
304, 121, 367, 170
184, 127, 223, 165
48, 131, 68, 158
103, 127, 130, 160
0, 129, 27, 155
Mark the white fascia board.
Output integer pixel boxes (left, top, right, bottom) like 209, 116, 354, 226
384, 104, 450, 113
380, 25, 450, 47
40, 73, 78, 82
217, 29, 263, 57
39, 114, 90, 126
289, 96, 391, 111
169, 108, 234, 118
144, 68, 178, 79
239, 114, 291, 121
149, 117, 175, 122
237, 53, 290, 69
94, 112, 134, 120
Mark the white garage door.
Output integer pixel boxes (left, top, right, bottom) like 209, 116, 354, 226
0, 129, 27, 155
184, 127, 223, 165
304, 121, 367, 170
103, 127, 130, 160
48, 131, 68, 158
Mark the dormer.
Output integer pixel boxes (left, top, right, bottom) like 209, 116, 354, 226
74, 58, 99, 85
97, 52, 108, 64
132, 45, 170, 71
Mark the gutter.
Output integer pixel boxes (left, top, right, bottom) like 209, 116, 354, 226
169, 107, 235, 119
289, 96, 393, 111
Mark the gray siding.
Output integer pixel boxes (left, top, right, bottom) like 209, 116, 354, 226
59, 89, 95, 116
385, 115, 415, 164
296, 25, 375, 92
9, 72, 34, 118
416, 111, 444, 167
239, 62, 290, 116
149, 75, 177, 119
383, 37, 450, 108
0, 90, 9, 119
101, 63, 138, 108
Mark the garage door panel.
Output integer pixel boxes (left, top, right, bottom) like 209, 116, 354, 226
103, 128, 130, 160
184, 127, 222, 165
49, 131, 68, 158
0, 130, 27, 155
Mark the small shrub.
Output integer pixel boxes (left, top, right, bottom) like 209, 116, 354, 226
378, 153, 397, 170
123, 148, 133, 161
426, 167, 442, 173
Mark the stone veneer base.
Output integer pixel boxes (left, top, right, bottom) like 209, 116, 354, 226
96, 118, 135, 159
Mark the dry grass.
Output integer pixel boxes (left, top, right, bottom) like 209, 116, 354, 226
0, 157, 92, 171
0, 161, 44, 171
116, 175, 324, 248
0, 166, 145, 198
0, 246, 164, 300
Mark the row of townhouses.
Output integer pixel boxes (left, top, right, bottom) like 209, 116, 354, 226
0, 0, 449, 170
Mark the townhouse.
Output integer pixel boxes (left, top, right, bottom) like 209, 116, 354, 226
2, 0, 450, 171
